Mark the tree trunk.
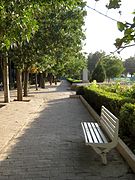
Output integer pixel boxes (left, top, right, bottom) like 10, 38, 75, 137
40, 73, 45, 88
54, 78, 57, 85
3, 55, 10, 103
24, 68, 29, 97
35, 73, 38, 90
49, 73, 53, 86
16, 69, 23, 101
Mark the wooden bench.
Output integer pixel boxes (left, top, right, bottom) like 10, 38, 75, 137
81, 105, 119, 165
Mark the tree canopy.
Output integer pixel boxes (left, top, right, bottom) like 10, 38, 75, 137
101, 55, 125, 80
91, 61, 106, 82
87, 51, 124, 81
1, 0, 87, 72
123, 56, 135, 76
0, 0, 87, 102
87, 51, 105, 74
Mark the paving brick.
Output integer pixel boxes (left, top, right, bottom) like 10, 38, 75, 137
0, 81, 134, 179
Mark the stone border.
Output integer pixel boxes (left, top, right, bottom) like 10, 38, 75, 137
70, 94, 135, 173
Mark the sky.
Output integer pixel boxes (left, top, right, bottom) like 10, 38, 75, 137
83, 0, 135, 60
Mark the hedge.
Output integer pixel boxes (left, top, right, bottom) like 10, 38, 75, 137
76, 85, 135, 153
119, 103, 135, 152
66, 78, 82, 84
76, 85, 134, 117
120, 103, 135, 138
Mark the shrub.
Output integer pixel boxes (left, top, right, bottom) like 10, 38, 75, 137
76, 85, 133, 117
76, 86, 85, 95
91, 62, 106, 82
67, 78, 82, 84
76, 84, 135, 153
120, 103, 135, 138
120, 103, 135, 152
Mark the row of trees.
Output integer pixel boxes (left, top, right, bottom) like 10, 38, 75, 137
88, 51, 135, 80
88, 51, 125, 82
0, 0, 87, 102
0, 0, 134, 101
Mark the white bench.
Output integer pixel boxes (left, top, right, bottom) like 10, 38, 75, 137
81, 106, 119, 165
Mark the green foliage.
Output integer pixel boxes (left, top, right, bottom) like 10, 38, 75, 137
87, 51, 105, 74
77, 80, 135, 152
67, 78, 82, 84
127, 84, 135, 98
106, 0, 121, 9
115, 19, 135, 49
1, 0, 87, 78
94, 82, 135, 99
91, 80, 98, 88
91, 62, 106, 82
76, 85, 133, 116
0, 0, 39, 51
100, 82, 128, 95
120, 103, 135, 137
120, 103, 135, 152
32, 0, 87, 77
64, 53, 86, 79
124, 56, 135, 76
117, 22, 125, 32
101, 55, 124, 80
88, 53, 124, 82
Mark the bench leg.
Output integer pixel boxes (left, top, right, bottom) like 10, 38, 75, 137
100, 153, 107, 165
93, 147, 107, 165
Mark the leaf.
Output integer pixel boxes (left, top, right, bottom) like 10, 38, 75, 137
117, 21, 125, 32
114, 38, 123, 48
124, 28, 134, 36
106, 0, 121, 9
4, 39, 11, 50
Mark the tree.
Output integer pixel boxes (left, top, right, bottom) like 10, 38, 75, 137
31, 0, 87, 84
0, 0, 40, 102
35, 0, 87, 82
91, 62, 106, 82
123, 56, 135, 76
87, 51, 105, 74
101, 55, 125, 81
0, 0, 87, 101
64, 53, 86, 79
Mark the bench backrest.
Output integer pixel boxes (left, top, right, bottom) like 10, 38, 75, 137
100, 106, 119, 142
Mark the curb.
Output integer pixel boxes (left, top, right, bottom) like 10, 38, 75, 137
70, 94, 135, 173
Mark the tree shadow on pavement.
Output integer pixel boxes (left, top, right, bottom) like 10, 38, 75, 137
0, 97, 134, 180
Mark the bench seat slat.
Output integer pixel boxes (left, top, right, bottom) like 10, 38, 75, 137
81, 122, 108, 144
87, 122, 99, 143
91, 122, 108, 143
89, 122, 104, 143
81, 105, 119, 165
82, 122, 94, 143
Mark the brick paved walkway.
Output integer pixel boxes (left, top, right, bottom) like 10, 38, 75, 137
0, 81, 134, 179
